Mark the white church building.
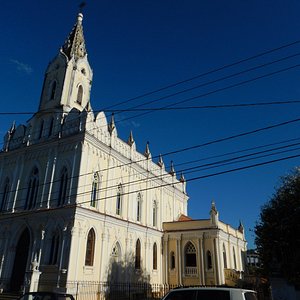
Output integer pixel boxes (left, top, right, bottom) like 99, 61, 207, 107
0, 13, 247, 296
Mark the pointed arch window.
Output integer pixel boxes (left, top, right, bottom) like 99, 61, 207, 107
91, 172, 99, 207
85, 228, 95, 266
153, 242, 157, 270
38, 120, 44, 139
111, 242, 121, 263
50, 81, 57, 100
116, 184, 123, 216
77, 85, 83, 105
137, 193, 142, 222
207, 250, 212, 269
48, 118, 54, 137
152, 200, 157, 227
135, 239, 141, 269
233, 247, 237, 269
58, 167, 68, 206
0, 178, 10, 212
48, 232, 60, 265
25, 167, 39, 210
185, 241, 197, 267
223, 244, 227, 268
170, 251, 176, 269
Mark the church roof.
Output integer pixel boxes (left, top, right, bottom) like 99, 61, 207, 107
178, 214, 193, 221
61, 13, 87, 60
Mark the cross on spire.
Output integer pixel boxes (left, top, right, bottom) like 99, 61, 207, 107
79, 2, 86, 13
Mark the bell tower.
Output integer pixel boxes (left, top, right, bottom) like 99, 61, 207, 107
39, 13, 93, 113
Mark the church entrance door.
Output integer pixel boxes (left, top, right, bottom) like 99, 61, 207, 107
10, 228, 30, 292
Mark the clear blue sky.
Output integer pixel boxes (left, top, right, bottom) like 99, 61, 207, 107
1, 1, 300, 248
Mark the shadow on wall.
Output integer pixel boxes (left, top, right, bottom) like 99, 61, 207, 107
105, 253, 151, 300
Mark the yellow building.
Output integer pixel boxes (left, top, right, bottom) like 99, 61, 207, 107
163, 202, 246, 287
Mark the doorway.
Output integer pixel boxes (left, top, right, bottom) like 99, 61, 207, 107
10, 228, 30, 292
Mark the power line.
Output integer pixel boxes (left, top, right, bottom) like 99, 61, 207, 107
102, 39, 300, 110
1, 150, 300, 221
2, 116, 300, 199
1, 99, 300, 115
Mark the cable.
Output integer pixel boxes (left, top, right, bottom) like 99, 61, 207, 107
1, 151, 300, 221
119, 63, 300, 123
2, 116, 300, 200
3, 136, 300, 210
2, 99, 300, 115
101, 39, 300, 110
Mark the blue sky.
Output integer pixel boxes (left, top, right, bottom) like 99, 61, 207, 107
2, 1, 300, 248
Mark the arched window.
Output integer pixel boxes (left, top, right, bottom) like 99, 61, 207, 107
185, 241, 196, 267
135, 239, 141, 269
207, 250, 212, 269
153, 242, 157, 270
233, 247, 237, 269
25, 167, 39, 210
58, 167, 68, 206
111, 242, 121, 262
137, 193, 142, 222
223, 244, 227, 268
152, 200, 157, 227
77, 85, 83, 105
91, 172, 99, 207
116, 184, 123, 215
0, 178, 10, 212
48, 232, 59, 265
50, 81, 57, 100
38, 120, 44, 139
170, 251, 175, 269
85, 228, 95, 266
48, 118, 54, 137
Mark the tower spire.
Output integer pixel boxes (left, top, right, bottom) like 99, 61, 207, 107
61, 12, 87, 60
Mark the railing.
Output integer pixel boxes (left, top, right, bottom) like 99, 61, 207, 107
184, 266, 198, 277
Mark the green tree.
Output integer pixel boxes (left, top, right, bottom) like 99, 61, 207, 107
255, 168, 300, 285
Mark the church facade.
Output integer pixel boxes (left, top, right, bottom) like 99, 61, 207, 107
0, 13, 246, 295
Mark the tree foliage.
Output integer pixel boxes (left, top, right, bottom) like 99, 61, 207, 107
255, 168, 300, 285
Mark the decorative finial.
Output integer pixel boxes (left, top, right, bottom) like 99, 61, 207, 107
108, 113, 116, 134
157, 154, 164, 168
179, 172, 185, 183
169, 161, 176, 176
238, 220, 244, 233
144, 141, 151, 159
127, 130, 135, 146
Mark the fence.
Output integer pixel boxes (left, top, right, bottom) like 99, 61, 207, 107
37, 281, 175, 300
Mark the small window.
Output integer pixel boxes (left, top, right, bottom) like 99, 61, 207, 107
85, 228, 95, 266
50, 81, 57, 100
25, 167, 39, 210
38, 120, 44, 139
116, 184, 123, 215
58, 167, 68, 206
153, 243, 157, 270
49, 233, 59, 265
77, 85, 83, 105
137, 193, 142, 222
233, 247, 237, 269
207, 250, 212, 269
0, 178, 10, 212
135, 239, 141, 269
81, 68, 86, 75
48, 118, 54, 137
111, 242, 121, 262
223, 244, 227, 268
152, 200, 157, 227
170, 251, 175, 269
91, 173, 99, 207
